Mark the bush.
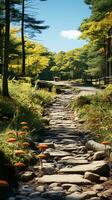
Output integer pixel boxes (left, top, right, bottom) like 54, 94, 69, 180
71, 84, 112, 142
102, 84, 112, 103
33, 80, 53, 92
71, 95, 92, 110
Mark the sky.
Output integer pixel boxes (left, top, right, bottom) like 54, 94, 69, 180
30, 0, 91, 52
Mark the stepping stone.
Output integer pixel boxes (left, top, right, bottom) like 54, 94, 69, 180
37, 174, 91, 184
59, 161, 110, 176
46, 150, 70, 157
59, 159, 89, 165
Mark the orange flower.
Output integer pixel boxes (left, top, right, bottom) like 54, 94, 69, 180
14, 162, 26, 167
101, 141, 111, 145
37, 144, 48, 151
14, 150, 25, 156
7, 130, 16, 135
0, 180, 9, 187
37, 153, 46, 159
20, 122, 28, 125
7, 138, 16, 143
22, 126, 29, 130
22, 142, 30, 147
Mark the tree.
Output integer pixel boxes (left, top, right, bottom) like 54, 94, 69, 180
21, 0, 25, 75
80, 0, 112, 83
20, 0, 49, 76
2, 0, 10, 97
0, 2, 4, 72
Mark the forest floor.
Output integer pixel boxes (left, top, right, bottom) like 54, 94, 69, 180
8, 83, 112, 200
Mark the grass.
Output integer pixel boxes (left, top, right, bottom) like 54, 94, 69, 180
0, 81, 55, 164
71, 84, 112, 143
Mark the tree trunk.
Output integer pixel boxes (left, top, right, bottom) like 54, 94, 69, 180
103, 38, 107, 84
21, 0, 25, 76
106, 29, 111, 83
0, 27, 3, 73
2, 0, 10, 97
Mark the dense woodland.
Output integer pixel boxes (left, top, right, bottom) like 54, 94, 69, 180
0, 0, 112, 97
0, 1, 112, 199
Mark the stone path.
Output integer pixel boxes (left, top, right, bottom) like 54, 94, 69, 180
9, 87, 112, 200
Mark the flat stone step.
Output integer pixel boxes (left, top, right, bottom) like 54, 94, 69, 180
46, 150, 70, 157
59, 159, 89, 165
37, 174, 91, 184
59, 161, 110, 176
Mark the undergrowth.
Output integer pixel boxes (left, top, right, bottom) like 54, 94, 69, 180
71, 84, 112, 143
0, 81, 55, 164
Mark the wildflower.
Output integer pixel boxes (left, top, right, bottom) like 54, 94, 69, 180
14, 162, 26, 167
7, 138, 16, 143
37, 153, 46, 159
0, 180, 9, 187
101, 141, 111, 145
101, 141, 111, 151
37, 144, 48, 151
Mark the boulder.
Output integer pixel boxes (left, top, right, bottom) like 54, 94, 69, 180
62, 184, 73, 190
92, 184, 104, 191
41, 191, 65, 200
84, 172, 100, 182
93, 151, 106, 160
66, 191, 96, 200
20, 185, 34, 195
29, 192, 40, 198
36, 185, 46, 193
40, 163, 56, 175
86, 140, 111, 152
20, 171, 35, 182
50, 183, 61, 188
68, 185, 82, 193
52, 186, 63, 191
99, 189, 112, 199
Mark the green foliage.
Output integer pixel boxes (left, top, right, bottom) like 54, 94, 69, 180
71, 95, 91, 109
0, 81, 55, 163
30, 89, 55, 106
0, 133, 32, 164
71, 84, 112, 142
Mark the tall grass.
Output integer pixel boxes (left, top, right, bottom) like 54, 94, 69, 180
0, 81, 55, 163
71, 84, 112, 142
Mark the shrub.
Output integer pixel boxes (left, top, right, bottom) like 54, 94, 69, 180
71, 84, 112, 142
102, 84, 112, 103
71, 95, 92, 110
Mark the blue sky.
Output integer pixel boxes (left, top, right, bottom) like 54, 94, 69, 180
30, 0, 91, 52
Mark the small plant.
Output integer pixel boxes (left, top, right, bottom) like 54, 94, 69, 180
101, 141, 112, 157
37, 144, 48, 170
37, 153, 47, 169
